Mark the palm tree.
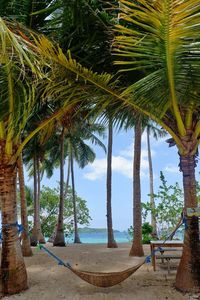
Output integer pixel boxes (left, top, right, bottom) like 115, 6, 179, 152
0, 0, 65, 257
106, 119, 118, 248
146, 123, 167, 238
65, 122, 106, 244
0, 18, 102, 294
41, 117, 106, 246
70, 149, 81, 243
129, 118, 144, 256
113, 1, 200, 291
17, 153, 33, 257
53, 127, 66, 246
0, 18, 47, 295
23, 138, 46, 246
59, 0, 118, 248
146, 126, 157, 238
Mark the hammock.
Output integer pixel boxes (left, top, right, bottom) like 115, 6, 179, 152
38, 216, 185, 287
69, 261, 145, 287
39, 244, 145, 287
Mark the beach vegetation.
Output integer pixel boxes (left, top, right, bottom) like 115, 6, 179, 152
26, 185, 91, 239
142, 172, 184, 238
128, 222, 154, 244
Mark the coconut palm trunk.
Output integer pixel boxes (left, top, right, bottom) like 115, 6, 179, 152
0, 148, 28, 294
53, 127, 66, 246
17, 153, 33, 257
31, 156, 45, 246
70, 153, 81, 244
175, 154, 200, 292
36, 157, 45, 243
147, 127, 157, 238
129, 119, 144, 256
64, 158, 70, 198
106, 119, 118, 248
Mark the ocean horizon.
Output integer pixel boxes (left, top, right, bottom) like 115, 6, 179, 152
65, 231, 131, 244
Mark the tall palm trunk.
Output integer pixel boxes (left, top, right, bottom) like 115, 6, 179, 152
106, 120, 118, 248
31, 156, 38, 246
147, 127, 157, 238
64, 158, 70, 198
31, 156, 45, 246
54, 128, 66, 246
175, 154, 200, 292
70, 153, 81, 243
17, 153, 33, 257
129, 119, 144, 256
36, 157, 45, 243
0, 146, 28, 295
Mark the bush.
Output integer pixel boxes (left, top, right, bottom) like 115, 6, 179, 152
128, 222, 154, 244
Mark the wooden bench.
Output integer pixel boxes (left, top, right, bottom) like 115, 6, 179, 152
150, 241, 183, 272
156, 254, 182, 274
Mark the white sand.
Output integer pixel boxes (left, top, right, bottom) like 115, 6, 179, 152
2, 243, 199, 300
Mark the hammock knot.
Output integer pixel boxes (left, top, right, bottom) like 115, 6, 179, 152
2, 222, 23, 233
145, 255, 151, 263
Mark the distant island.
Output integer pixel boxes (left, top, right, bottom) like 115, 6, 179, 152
78, 227, 121, 234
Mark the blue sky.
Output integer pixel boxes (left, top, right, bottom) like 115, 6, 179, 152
25, 128, 200, 231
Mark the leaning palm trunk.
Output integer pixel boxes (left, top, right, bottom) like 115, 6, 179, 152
106, 120, 118, 248
0, 146, 28, 294
129, 119, 144, 257
17, 154, 33, 257
175, 154, 200, 292
70, 154, 81, 244
54, 128, 66, 246
147, 127, 157, 238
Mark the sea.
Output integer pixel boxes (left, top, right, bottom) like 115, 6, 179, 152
66, 231, 131, 244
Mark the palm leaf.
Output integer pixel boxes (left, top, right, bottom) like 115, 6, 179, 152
113, 0, 200, 153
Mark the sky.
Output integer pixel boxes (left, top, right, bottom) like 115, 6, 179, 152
25, 128, 200, 231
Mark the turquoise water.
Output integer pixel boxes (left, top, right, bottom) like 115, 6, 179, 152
66, 231, 131, 244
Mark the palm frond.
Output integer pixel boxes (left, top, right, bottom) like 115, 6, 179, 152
114, 0, 200, 140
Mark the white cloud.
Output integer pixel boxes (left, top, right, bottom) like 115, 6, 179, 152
84, 156, 133, 180
164, 164, 179, 174
84, 158, 107, 181
84, 143, 152, 181
120, 143, 155, 159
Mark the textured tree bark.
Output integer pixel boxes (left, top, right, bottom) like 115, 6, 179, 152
129, 119, 144, 257
53, 128, 66, 246
147, 127, 157, 238
17, 154, 33, 257
175, 154, 200, 292
71, 154, 81, 244
106, 120, 118, 248
0, 149, 28, 294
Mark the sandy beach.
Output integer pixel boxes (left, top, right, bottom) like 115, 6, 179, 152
1, 243, 199, 300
